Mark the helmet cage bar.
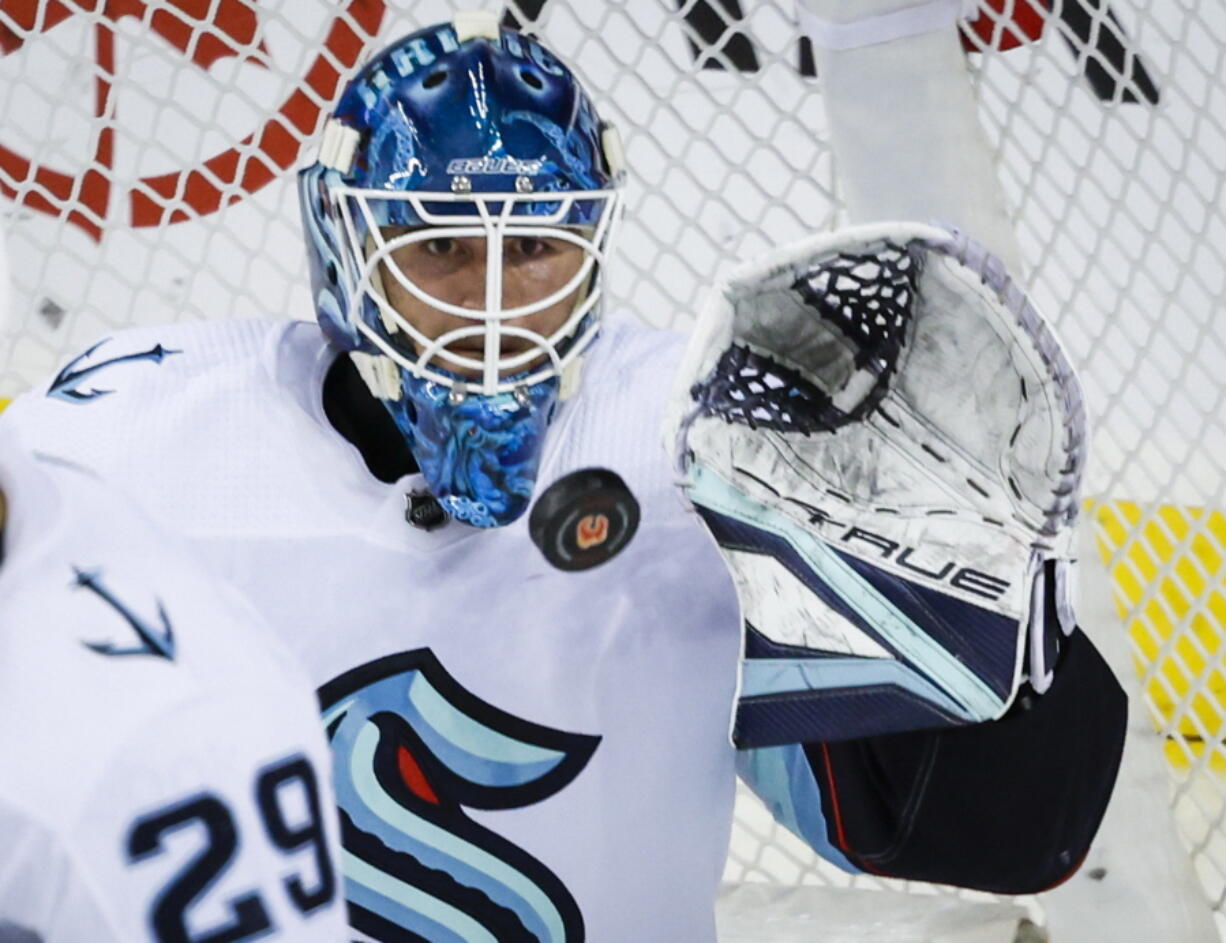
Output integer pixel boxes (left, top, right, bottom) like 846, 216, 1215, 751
417, 284, 602, 374
351, 270, 603, 392
419, 323, 565, 374
362, 224, 606, 321
353, 307, 605, 396
333, 184, 622, 395
335, 184, 622, 218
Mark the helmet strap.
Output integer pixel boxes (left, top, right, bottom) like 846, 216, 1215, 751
350, 350, 402, 402
559, 355, 585, 402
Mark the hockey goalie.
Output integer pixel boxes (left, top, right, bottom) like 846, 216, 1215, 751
0, 4, 1126, 941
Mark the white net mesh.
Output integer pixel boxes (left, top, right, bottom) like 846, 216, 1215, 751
2, 0, 1224, 935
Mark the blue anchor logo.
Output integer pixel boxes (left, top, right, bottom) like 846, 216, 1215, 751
73, 568, 176, 661
48, 339, 181, 403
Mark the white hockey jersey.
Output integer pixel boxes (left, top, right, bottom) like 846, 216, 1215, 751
3, 316, 745, 943
0, 425, 347, 943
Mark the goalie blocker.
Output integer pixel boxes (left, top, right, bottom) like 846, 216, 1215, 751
673, 222, 1125, 891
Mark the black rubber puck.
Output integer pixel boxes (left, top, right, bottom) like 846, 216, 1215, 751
529, 468, 640, 571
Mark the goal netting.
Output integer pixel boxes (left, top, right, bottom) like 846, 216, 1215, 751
2, 0, 1224, 937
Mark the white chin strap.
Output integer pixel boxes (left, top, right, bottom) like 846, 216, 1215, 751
350, 349, 403, 402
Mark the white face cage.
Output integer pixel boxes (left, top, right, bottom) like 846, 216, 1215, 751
332, 185, 623, 396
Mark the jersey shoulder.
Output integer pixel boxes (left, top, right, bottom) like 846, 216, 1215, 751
548, 314, 689, 506
1, 319, 342, 538
2, 318, 289, 441
3, 317, 324, 433
39, 318, 284, 397
0, 440, 322, 823
586, 313, 689, 389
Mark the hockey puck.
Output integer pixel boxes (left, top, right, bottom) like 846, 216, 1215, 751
529, 468, 640, 572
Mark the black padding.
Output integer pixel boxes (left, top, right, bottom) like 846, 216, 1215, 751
804, 628, 1127, 894
322, 354, 417, 483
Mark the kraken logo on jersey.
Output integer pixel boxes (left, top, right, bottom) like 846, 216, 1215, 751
47, 339, 181, 403
318, 649, 599, 943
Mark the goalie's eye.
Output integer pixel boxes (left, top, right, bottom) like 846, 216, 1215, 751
506, 236, 573, 265
512, 237, 549, 259
422, 237, 459, 257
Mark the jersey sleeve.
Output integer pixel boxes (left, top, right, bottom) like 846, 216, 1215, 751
0, 800, 124, 943
738, 627, 1127, 893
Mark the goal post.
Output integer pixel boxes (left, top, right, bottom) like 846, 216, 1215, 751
2, 0, 1224, 937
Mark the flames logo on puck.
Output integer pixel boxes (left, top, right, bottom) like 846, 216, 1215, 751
576, 514, 609, 550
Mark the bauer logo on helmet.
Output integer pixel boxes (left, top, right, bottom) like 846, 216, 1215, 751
446, 157, 546, 176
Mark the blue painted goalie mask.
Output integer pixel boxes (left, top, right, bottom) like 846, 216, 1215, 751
299, 12, 625, 527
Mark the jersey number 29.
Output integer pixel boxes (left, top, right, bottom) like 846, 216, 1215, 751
126, 753, 336, 943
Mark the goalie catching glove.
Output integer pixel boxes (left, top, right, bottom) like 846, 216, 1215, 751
671, 222, 1087, 748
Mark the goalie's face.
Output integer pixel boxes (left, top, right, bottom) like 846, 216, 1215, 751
356, 211, 610, 396
298, 17, 627, 527
377, 229, 588, 383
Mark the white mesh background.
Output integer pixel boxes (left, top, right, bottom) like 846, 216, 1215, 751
2, 0, 1224, 934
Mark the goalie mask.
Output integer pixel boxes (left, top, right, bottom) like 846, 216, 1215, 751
299, 12, 625, 527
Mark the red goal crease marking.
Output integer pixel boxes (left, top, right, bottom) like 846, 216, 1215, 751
0, 0, 386, 241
